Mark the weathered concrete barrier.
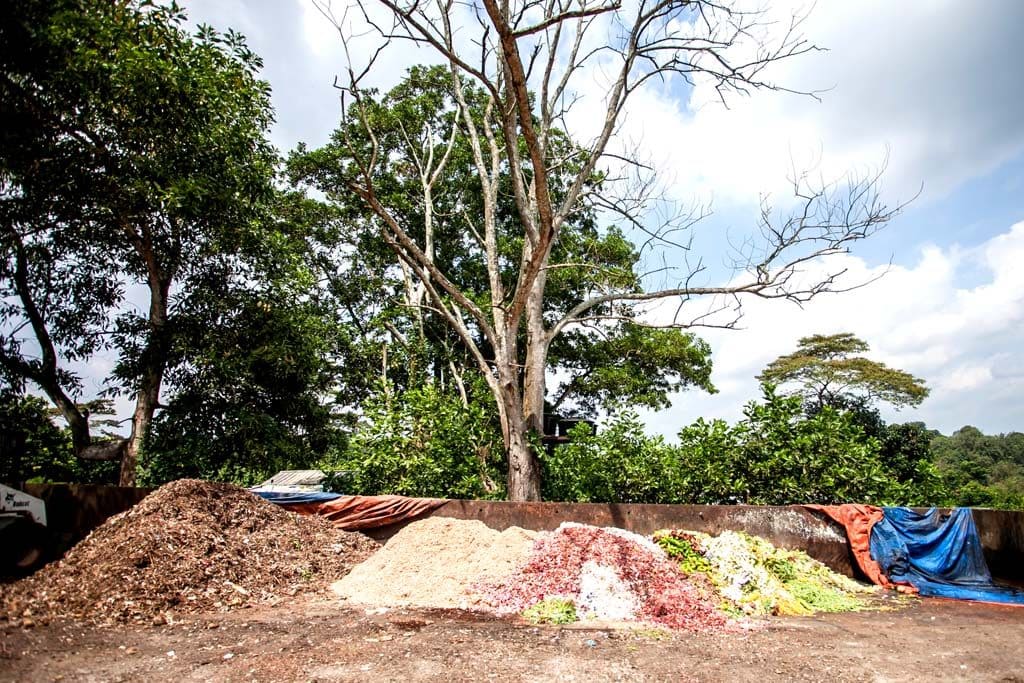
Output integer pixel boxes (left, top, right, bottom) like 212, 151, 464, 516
23, 483, 154, 555
422, 500, 857, 576
971, 508, 1024, 582
19, 484, 1024, 581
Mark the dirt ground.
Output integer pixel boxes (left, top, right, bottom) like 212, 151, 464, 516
1, 596, 1022, 683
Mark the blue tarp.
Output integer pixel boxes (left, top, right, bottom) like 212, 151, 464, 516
870, 507, 1024, 605
252, 490, 343, 505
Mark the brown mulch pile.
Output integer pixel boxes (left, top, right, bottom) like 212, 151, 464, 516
0, 479, 379, 627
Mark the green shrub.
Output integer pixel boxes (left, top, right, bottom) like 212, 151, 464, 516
329, 381, 505, 499
675, 385, 899, 505
542, 411, 683, 503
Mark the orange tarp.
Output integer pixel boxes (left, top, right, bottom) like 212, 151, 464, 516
287, 495, 445, 531
804, 504, 896, 588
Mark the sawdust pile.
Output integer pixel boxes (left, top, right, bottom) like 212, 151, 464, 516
332, 517, 537, 609
0, 479, 378, 626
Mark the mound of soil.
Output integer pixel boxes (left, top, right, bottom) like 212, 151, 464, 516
332, 517, 537, 609
0, 479, 379, 626
478, 523, 729, 631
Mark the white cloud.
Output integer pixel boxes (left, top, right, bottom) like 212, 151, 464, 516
299, 1, 339, 59
182, 0, 432, 152
599, 0, 1024, 207
184, 0, 1024, 209
940, 365, 994, 393
642, 220, 1024, 437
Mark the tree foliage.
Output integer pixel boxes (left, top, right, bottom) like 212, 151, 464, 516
759, 333, 929, 412
328, 381, 506, 500
542, 387, 931, 506
1, 0, 277, 483
677, 386, 899, 505
289, 66, 718, 420
139, 275, 350, 487
806, 396, 943, 505
549, 325, 714, 415
543, 412, 684, 503
931, 426, 1024, 509
0, 392, 117, 484
311, 0, 901, 500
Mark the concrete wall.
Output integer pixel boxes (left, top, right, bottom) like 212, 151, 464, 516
971, 508, 1024, 581
20, 484, 1024, 581
23, 483, 153, 555
422, 500, 858, 576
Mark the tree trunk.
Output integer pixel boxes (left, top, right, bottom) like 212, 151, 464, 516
502, 273, 548, 501
120, 366, 162, 485
514, 273, 548, 500
120, 257, 170, 486
488, 320, 542, 501
504, 389, 541, 501
522, 270, 548, 435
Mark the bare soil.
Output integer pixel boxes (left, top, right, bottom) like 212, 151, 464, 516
2, 597, 1022, 682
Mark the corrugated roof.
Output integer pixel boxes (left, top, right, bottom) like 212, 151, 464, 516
258, 470, 326, 487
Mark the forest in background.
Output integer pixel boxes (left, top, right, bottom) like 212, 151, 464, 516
4, 379, 1023, 510
2, 0, 1021, 509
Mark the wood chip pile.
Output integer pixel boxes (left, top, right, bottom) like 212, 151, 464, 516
0, 479, 379, 627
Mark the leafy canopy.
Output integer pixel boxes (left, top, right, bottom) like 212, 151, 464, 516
328, 380, 506, 500
1, 0, 286, 479
676, 385, 899, 505
289, 65, 716, 418
758, 333, 928, 411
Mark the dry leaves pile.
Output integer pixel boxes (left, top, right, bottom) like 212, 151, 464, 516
0, 479, 378, 627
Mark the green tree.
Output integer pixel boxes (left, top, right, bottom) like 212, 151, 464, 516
291, 59, 881, 501
291, 68, 718, 420
1, 0, 277, 483
931, 426, 1024, 509
549, 324, 714, 415
331, 381, 506, 499
139, 284, 349, 486
304, 1, 898, 501
542, 412, 684, 503
808, 397, 942, 504
676, 386, 898, 505
0, 391, 118, 484
876, 421, 944, 505
758, 333, 929, 412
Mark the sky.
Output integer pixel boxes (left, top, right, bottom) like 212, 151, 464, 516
168, 0, 1024, 437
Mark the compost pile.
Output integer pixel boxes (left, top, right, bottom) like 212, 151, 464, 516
0, 479, 379, 626
332, 517, 537, 609
655, 529, 875, 616
478, 523, 729, 631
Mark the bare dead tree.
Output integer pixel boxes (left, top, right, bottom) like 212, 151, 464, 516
314, 0, 904, 500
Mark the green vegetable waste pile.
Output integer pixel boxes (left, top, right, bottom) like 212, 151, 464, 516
655, 529, 876, 617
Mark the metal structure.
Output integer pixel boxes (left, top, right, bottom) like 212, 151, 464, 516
0, 483, 50, 574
